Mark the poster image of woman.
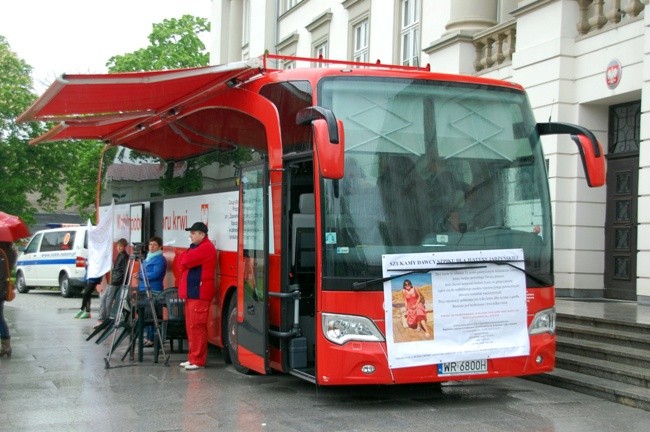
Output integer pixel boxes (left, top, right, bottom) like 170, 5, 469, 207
391, 275, 433, 343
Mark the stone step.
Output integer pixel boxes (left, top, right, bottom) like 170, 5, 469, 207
556, 351, 650, 388
557, 335, 650, 368
557, 313, 650, 336
526, 368, 650, 411
557, 321, 650, 351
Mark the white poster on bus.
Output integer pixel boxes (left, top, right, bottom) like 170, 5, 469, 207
163, 191, 239, 251
383, 249, 529, 369
129, 204, 144, 244
113, 203, 133, 241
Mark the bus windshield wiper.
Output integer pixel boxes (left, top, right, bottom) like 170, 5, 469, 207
351, 265, 486, 290
351, 260, 551, 290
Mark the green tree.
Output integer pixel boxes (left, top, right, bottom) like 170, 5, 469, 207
105, 15, 251, 195
0, 36, 80, 224
106, 15, 211, 71
66, 15, 214, 215
64, 142, 116, 222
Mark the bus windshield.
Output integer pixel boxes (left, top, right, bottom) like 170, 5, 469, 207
318, 76, 552, 289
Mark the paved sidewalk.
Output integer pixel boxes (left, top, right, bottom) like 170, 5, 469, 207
0, 291, 234, 431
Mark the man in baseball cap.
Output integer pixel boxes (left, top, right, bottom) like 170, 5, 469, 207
185, 221, 208, 233
176, 221, 216, 370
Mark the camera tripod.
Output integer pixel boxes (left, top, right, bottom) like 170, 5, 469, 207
104, 247, 169, 368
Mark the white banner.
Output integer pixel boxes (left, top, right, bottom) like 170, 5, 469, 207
87, 201, 114, 278
383, 249, 530, 369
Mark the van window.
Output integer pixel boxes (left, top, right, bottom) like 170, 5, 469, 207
24, 233, 42, 254
41, 231, 77, 252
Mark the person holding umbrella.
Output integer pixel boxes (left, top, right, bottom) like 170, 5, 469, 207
0, 211, 30, 359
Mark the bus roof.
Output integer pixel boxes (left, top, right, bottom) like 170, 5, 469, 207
18, 54, 524, 162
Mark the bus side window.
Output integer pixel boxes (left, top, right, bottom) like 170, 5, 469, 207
292, 193, 315, 270
295, 228, 315, 274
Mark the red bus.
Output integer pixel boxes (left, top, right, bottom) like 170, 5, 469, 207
20, 54, 605, 385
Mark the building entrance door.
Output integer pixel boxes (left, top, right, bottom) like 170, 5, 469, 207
604, 101, 640, 300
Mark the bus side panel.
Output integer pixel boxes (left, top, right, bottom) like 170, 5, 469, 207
209, 249, 239, 347
239, 345, 266, 372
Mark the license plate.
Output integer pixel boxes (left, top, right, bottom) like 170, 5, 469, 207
437, 359, 488, 376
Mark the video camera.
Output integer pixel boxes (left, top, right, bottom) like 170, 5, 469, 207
131, 242, 146, 258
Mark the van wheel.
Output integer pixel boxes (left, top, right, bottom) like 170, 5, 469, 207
16, 272, 30, 294
59, 274, 73, 298
226, 295, 250, 374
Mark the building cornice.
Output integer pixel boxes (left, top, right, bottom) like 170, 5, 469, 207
511, 0, 556, 18
423, 30, 475, 54
276, 32, 299, 51
306, 10, 333, 33
342, 0, 365, 9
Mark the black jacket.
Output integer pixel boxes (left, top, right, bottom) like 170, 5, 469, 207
110, 250, 129, 286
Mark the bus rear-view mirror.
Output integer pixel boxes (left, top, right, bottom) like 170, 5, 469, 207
297, 107, 345, 179
537, 122, 606, 187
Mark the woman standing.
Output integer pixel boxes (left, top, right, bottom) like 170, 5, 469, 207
1, 241, 17, 358
137, 236, 167, 346
74, 269, 102, 319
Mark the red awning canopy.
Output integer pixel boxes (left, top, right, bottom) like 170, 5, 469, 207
18, 58, 266, 161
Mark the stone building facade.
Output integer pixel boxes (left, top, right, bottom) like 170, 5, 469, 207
209, 0, 649, 304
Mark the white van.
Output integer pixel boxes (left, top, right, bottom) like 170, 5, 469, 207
15, 226, 90, 297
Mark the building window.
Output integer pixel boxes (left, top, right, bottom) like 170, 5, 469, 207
314, 41, 329, 67
400, 0, 420, 66
286, 0, 302, 11
276, 32, 299, 68
306, 11, 333, 67
608, 101, 640, 155
353, 19, 369, 63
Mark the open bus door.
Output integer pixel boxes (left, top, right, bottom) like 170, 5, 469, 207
229, 160, 270, 374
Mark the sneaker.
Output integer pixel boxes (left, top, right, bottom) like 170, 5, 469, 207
74, 310, 84, 318
179, 361, 191, 367
184, 364, 204, 370
78, 311, 91, 319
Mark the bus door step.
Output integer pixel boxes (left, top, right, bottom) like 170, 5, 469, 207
289, 336, 307, 369
289, 367, 316, 384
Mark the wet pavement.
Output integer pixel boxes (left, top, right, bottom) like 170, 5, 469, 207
2, 290, 650, 432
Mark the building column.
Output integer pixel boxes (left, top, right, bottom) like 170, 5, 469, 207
209, 0, 244, 65
637, 9, 650, 304
227, 0, 244, 62
444, 0, 498, 35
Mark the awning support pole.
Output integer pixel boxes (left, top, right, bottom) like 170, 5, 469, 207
95, 144, 111, 222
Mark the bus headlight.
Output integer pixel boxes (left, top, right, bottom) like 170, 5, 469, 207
322, 313, 385, 345
529, 307, 556, 335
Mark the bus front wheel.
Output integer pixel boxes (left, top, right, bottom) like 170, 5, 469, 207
226, 295, 251, 374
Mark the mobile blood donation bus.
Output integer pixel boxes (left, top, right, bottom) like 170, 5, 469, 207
19, 54, 605, 385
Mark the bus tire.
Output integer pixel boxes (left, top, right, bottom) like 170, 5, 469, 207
226, 295, 251, 374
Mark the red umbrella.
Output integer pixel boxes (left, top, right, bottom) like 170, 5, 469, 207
0, 211, 30, 242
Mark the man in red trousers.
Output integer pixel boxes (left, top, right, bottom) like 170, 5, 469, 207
177, 222, 216, 370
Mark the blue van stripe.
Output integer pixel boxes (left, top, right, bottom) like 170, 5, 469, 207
17, 258, 77, 266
